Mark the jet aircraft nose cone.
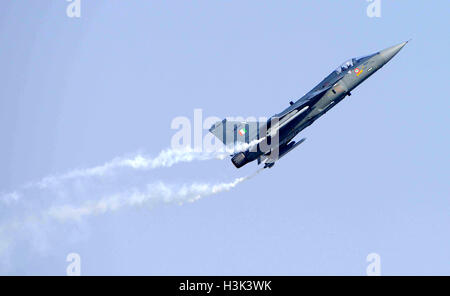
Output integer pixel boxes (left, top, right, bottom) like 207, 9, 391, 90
379, 41, 408, 63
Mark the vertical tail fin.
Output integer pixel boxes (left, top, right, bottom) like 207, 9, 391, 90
209, 119, 261, 145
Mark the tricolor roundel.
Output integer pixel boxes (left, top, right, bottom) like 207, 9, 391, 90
354, 66, 364, 77
238, 128, 247, 136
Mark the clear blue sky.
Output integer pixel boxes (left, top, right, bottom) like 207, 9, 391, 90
0, 1, 449, 275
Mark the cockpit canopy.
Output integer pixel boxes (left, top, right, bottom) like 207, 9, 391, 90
335, 58, 356, 73
334, 53, 378, 74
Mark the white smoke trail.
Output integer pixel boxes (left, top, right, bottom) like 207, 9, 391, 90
46, 173, 258, 222
226, 138, 264, 154
0, 143, 265, 272
34, 147, 228, 189
0, 171, 262, 264
0, 147, 228, 203
1, 139, 269, 205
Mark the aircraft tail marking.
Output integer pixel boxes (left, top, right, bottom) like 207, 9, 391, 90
209, 119, 261, 145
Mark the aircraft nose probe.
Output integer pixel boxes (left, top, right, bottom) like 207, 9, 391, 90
379, 40, 409, 64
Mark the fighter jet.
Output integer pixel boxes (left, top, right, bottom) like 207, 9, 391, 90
209, 42, 408, 169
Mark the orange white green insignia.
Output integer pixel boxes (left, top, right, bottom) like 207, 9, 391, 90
238, 128, 247, 136
354, 66, 364, 77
